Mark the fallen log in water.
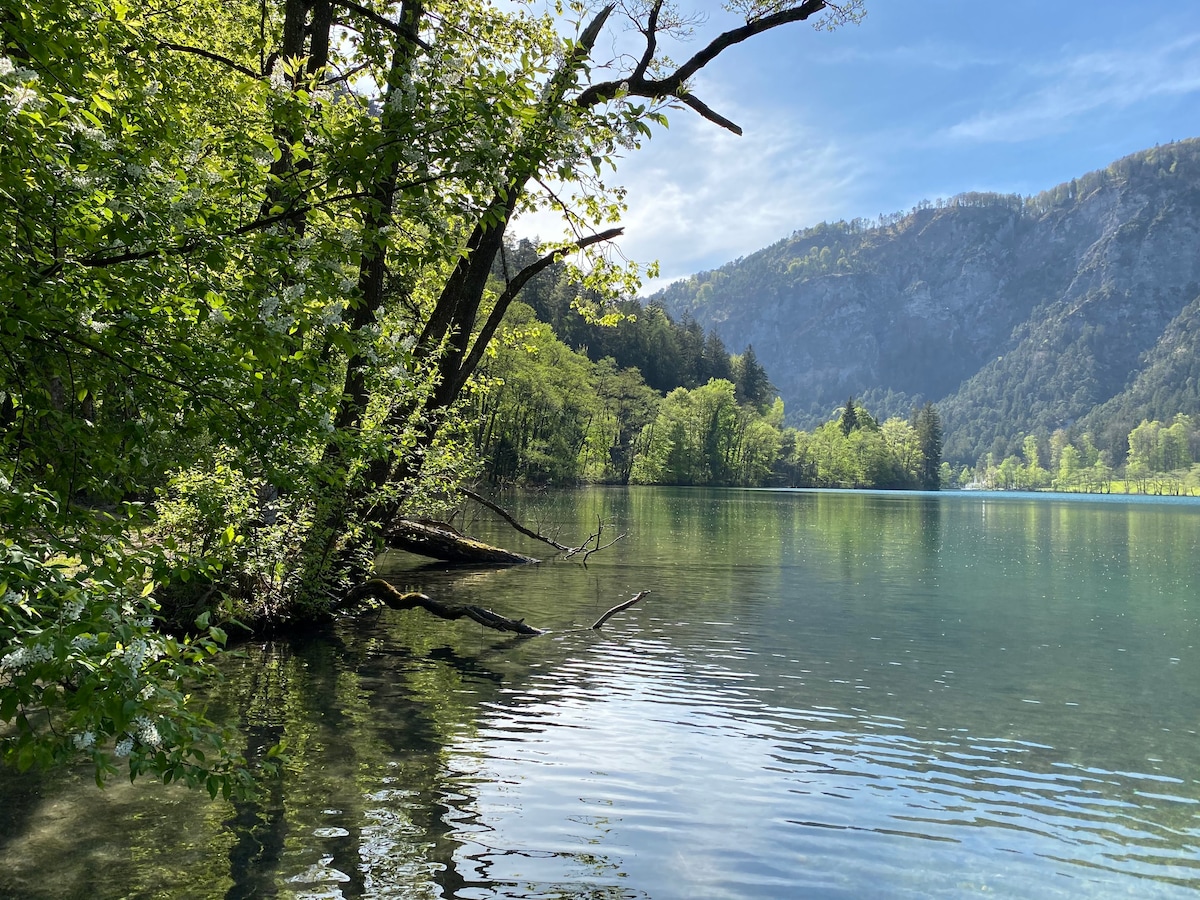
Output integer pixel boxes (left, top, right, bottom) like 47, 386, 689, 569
385, 518, 539, 565
346, 582, 653, 638
591, 591, 651, 629
347, 579, 546, 635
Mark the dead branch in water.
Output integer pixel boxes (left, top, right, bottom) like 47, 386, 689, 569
591, 591, 651, 630
460, 488, 626, 560
347, 579, 545, 635
346, 582, 652, 637
567, 515, 626, 562
460, 487, 573, 552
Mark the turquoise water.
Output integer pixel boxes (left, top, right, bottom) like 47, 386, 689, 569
1, 488, 1198, 898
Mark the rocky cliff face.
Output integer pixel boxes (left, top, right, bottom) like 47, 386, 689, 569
653, 140, 1200, 462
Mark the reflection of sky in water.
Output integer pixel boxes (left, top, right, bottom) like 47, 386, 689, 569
1, 489, 1198, 899
445, 617, 1200, 900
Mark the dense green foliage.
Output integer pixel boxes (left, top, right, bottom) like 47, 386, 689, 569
789, 400, 943, 489
468, 296, 782, 487
470, 302, 660, 484
630, 383, 788, 486
0, 0, 863, 789
499, 238, 767, 396
469, 247, 782, 486
963, 415, 1200, 495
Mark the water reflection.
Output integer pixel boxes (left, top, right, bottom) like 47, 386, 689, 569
1, 488, 1199, 898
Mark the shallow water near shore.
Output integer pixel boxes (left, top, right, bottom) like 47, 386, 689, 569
2, 487, 1198, 898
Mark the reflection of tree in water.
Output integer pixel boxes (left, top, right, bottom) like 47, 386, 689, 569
206, 593, 640, 899
218, 641, 297, 900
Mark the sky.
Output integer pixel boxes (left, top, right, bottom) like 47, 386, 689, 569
514, 0, 1200, 292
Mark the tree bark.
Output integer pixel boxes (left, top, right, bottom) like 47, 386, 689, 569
385, 519, 539, 565
347, 579, 545, 635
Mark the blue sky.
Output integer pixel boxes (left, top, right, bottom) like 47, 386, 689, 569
522, 0, 1200, 290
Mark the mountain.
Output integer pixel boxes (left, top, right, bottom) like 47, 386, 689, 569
651, 139, 1200, 464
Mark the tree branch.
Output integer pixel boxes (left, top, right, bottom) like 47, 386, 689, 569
631, 0, 664, 82
576, 0, 827, 109
460, 489, 626, 561
155, 40, 262, 79
347, 579, 545, 635
460, 487, 573, 552
572, 515, 626, 561
678, 92, 742, 135
591, 591, 650, 629
443, 226, 623, 402
331, 0, 433, 52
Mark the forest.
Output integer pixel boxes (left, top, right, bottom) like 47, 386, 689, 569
0, 0, 869, 795
468, 277, 1200, 498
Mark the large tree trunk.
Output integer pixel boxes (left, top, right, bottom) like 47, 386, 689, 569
384, 519, 539, 565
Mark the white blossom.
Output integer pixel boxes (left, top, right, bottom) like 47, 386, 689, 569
123, 638, 155, 671
114, 737, 134, 757
4, 83, 43, 113
1, 642, 52, 672
0, 57, 13, 78
73, 731, 96, 750
132, 716, 161, 747
260, 294, 280, 323
62, 596, 86, 622
269, 66, 289, 92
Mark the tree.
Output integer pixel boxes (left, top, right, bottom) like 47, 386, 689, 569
733, 344, 775, 410
1021, 434, 1049, 489
702, 331, 735, 385
913, 403, 943, 489
839, 397, 859, 435
1, 0, 866, 787
1127, 420, 1162, 489
1057, 443, 1082, 489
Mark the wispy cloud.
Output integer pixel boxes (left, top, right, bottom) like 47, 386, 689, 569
812, 40, 1005, 72
514, 109, 867, 292
943, 32, 1200, 143
621, 116, 865, 284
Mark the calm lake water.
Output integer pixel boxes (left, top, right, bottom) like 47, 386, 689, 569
2, 487, 1199, 899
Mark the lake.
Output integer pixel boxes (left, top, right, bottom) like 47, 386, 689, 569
1, 487, 1198, 899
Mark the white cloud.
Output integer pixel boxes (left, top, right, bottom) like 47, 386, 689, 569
811, 40, 1005, 72
944, 32, 1200, 144
514, 107, 867, 293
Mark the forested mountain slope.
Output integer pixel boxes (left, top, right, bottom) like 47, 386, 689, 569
653, 140, 1200, 463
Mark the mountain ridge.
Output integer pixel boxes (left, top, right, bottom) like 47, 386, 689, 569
651, 139, 1200, 463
